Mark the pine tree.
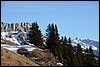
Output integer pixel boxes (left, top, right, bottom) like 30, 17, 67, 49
68, 37, 71, 43
63, 36, 68, 45
84, 48, 89, 53
84, 46, 98, 66
61, 36, 74, 65
46, 24, 51, 37
46, 23, 58, 51
55, 24, 60, 40
62, 45, 68, 60
67, 55, 72, 66
88, 46, 93, 54
84, 54, 97, 66
68, 43, 74, 64
62, 36, 68, 60
72, 54, 79, 66
46, 23, 55, 50
77, 43, 82, 54
45, 23, 63, 62
29, 22, 44, 46
76, 43, 83, 66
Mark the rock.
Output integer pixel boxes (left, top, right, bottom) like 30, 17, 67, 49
1, 22, 31, 32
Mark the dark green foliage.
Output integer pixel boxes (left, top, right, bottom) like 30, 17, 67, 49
67, 55, 72, 66
46, 23, 99, 66
57, 44, 63, 62
84, 54, 97, 66
72, 54, 79, 66
60, 36, 75, 65
84, 48, 89, 53
29, 22, 98, 66
68, 37, 71, 43
88, 46, 93, 54
29, 22, 44, 46
83, 46, 98, 66
76, 43, 83, 66
45, 23, 63, 62
46, 23, 57, 50
62, 36, 68, 45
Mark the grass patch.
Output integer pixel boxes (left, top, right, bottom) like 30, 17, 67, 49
1, 40, 17, 45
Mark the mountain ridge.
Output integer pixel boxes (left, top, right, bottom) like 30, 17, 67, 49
72, 37, 99, 57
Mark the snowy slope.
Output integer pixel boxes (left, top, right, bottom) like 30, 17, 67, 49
1, 31, 36, 53
1, 32, 20, 45
1, 44, 36, 53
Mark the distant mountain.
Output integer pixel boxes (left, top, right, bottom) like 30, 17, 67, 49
72, 37, 99, 57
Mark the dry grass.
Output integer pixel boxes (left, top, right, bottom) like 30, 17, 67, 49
1, 39, 17, 45
1, 48, 39, 66
28, 48, 59, 66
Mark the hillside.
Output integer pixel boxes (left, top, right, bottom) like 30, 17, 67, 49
28, 47, 62, 66
1, 48, 39, 66
1, 22, 99, 66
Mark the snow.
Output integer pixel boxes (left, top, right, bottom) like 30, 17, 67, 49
1, 31, 20, 45
72, 38, 99, 57
72, 39, 97, 50
81, 45, 90, 49
1, 40, 4, 42
12, 35, 20, 45
72, 43, 77, 46
1, 31, 36, 53
1, 44, 36, 53
1, 32, 8, 39
1, 32, 8, 36
82, 51, 85, 53
10, 31, 18, 33
91, 45, 97, 50
57, 62, 63, 66
30, 57, 38, 60
73, 40, 79, 44
15, 32, 22, 37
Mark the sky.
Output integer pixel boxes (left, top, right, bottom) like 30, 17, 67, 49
1, 1, 99, 41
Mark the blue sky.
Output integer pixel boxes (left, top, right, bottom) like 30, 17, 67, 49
1, 1, 99, 41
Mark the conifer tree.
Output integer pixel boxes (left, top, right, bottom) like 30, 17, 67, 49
84, 48, 89, 53
68, 37, 71, 43
46, 23, 63, 62
63, 36, 68, 45
88, 46, 93, 54
76, 43, 83, 66
84, 54, 97, 66
29, 22, 44, 46
67, 55, 72, 66
61, 36, 74, 65
72, 54, 79, 66
67, 43, 74, 64
84, 46, 98, 66
46, 23, 59, 51
55, 24, 59, 40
